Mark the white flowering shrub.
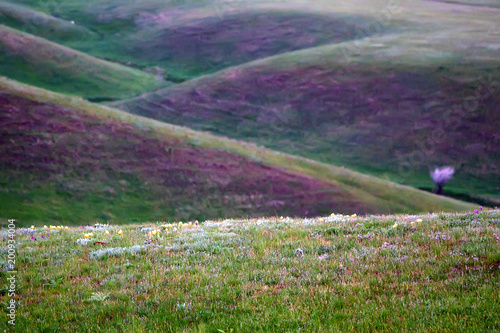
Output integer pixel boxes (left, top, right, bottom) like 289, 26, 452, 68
430, 166, 455, 194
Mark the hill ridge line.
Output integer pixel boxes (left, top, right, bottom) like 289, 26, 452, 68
0, 76, 475, 213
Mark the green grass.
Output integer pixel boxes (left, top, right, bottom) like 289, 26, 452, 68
0, 173, 178, 225
1, 209, 498, 331
0, 76, 476, 226
0, 25, 160, 100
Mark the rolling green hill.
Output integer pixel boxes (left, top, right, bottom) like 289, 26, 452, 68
0, 0, 498, 215
0, 25, 160, 100
119, 9, 407, 81
0, 0, 411, 81
113, 51, 500, 204
0, 77, 475, 226
111, 0, 500, 204
0, 1, 96, 42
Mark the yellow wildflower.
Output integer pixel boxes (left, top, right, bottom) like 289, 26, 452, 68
393, 223, 398, 228
118, 230, 123, 236
410, 222, 415, 227
105, 230, 109, 235
417, 219, 422, 223
43, 225, 48, 229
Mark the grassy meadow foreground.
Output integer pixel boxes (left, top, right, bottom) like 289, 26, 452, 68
1, 209, 499, 332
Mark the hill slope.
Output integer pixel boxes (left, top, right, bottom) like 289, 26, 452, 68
0, 0, 410, 81
0, 2, 96, 42
2, 0, 497, 202
112, 0, 500, 204
0, 77, 474, 226
106, 9, 406, 80
0, 25, 160, 100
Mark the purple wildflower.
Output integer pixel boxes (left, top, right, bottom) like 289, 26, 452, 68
41, 235, 45, 238
479, 206, 483, 211
474, 209, 479, 214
